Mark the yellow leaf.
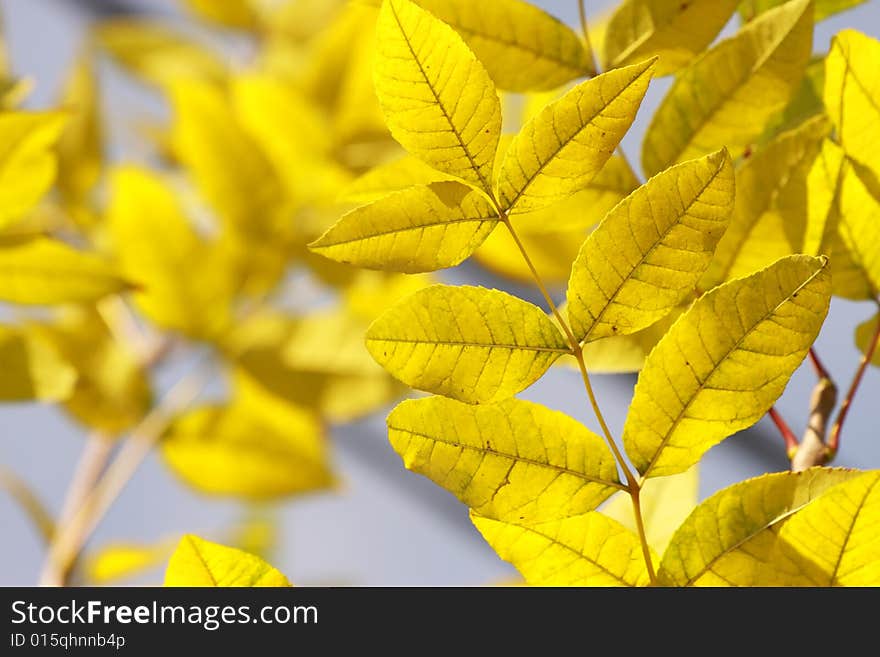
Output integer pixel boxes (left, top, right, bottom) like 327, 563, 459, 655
704, 115, 829, 286
658, 468, 871, 586
231, 73, 349, 205
762, 55, 825, 140
169, 79, 287, 238
339, 155, 455, 205
85, 540, 173, 585
0, 111, 67, 229
55, 53, 102, 225
413, 0, 592, 91
366, 285, 569, 403
106, 167, 234, 340
0, 325, 76, 402
95, 19, 226, 89
387, 396, 621, 523
624, 255, 831, 479
578, 311, 680, 374
472, 511, 653, 587
37, 308, 152, 435
162, 384, 332, 500
567, 149, 734, 343
164, 535, 291, 587
342, 270, 435, 322
601, 465, 699, 554
603, 0, 739, 76
475, 227, 588, 284
226, 309, 400, 422
642, 0, 814, 177
497, 59, 654, 215
804, 140, 876, 299
741, 0, 865, 22
855, 314, 880, 368
310, 181, 498, 273
181, 0, 259, 30
0, 238, 129, 305
825, 30, 880, 179
373, 0, 501, 194
837, 158, 880, 296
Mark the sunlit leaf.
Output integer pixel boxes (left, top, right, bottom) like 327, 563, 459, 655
86, 540, 173, 585
310, 181, 498, 273
181, 0, 259, 30
658, 468, 874, 586
339, 155, 455, 204
603, 0, 739, 76
704, 115, 829, 286
387, 396, 620, 524
624, 255, 831, 479
473, 511, 653, 587
497, 59, 654, 215
642, 0, 813, 177
366, 285, 569, 403
740, 0, 865, 22
164, 535, 291, 587
567, 149, 734, 343
373, 0, 501, 194
855, 314, 880, 368
0, 237, 129, 305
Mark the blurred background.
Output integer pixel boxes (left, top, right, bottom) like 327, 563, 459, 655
1, 0, 879, 586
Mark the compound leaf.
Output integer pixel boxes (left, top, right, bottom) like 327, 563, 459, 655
603, 0, 739, 76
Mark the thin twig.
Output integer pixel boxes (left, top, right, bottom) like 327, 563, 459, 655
577, 0, 600, 76
38, 365, 211, 586
827, 318, 880, 459
808, 347, 832, 381
768, 406, 799, 458
1, 466, 55, 544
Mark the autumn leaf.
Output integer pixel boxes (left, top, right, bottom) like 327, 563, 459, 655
366, 285, 569, 403
0, 325, 77, 403
624, 255, 831, 478
164, 535, 291, 587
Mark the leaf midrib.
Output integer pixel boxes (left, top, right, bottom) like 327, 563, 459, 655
314, 215, 498, 248
637, 261, 826, 479
368, 335, 570, 353
390, 424, 625, 491
389, 0, 493, 193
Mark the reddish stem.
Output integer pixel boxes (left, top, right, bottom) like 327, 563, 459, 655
808, 348, 832, 381
768, 406, 799, 458
828, 318, 880, 456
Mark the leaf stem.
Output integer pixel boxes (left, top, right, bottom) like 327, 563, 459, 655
577, 0, 599, 76
629, 486, 657, 585
827, 317, 880, 459
768, 406, 799, 458
38, 364, 211, 586
808, 347, 832, 381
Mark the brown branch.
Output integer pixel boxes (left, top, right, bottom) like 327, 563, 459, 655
791, 378, 837, 472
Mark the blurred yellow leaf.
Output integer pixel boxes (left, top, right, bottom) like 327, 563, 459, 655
181, 0, 260, 30
741, 0, 865, 22
855, 314, 880, 368
106, 167, 234, 340
0, 111, 67, 229
162, 382, 332, 500
95, 19, 226, 89
0, 237, 130, 305
339, 155, 454, 205
642, 0, 813, 177
36, 308, 152, 435
603, 0, 739, 76
164, 534, 291, 586
0, 325, 77, 402
85, 540, 173, 585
